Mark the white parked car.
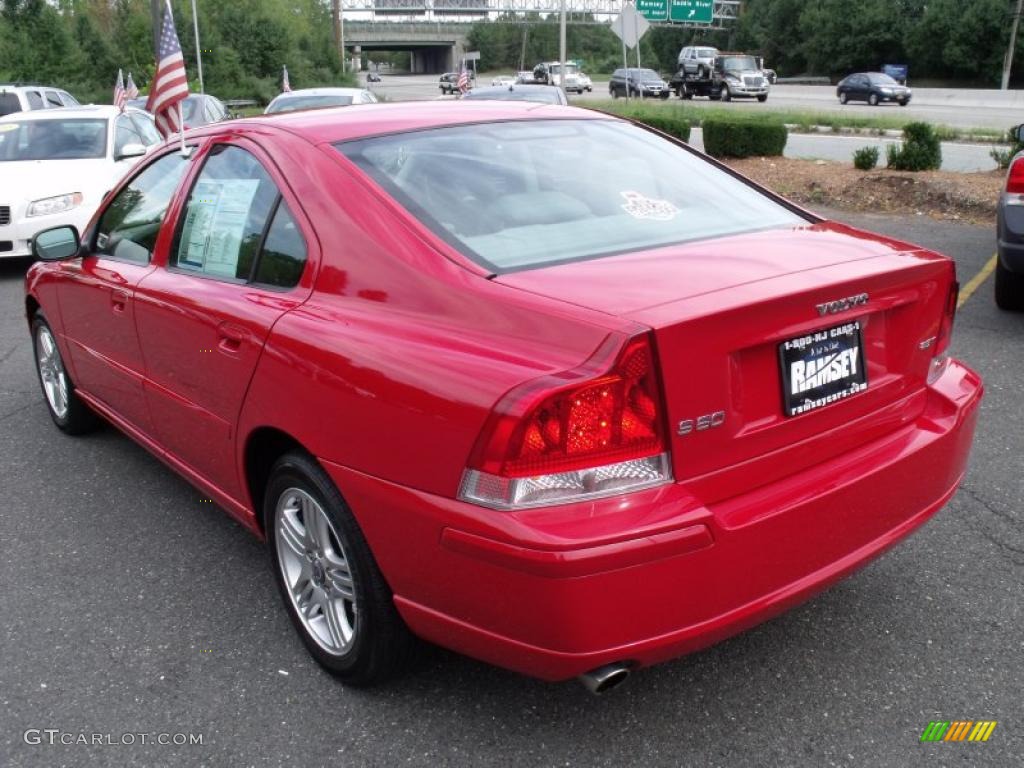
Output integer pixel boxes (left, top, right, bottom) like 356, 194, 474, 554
0, 84, 80, 117
0, 105, 161, 259
491, 75, 516, 87
264, 88, 377, 114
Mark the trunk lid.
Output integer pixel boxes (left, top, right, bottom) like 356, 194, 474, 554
496, 221, 955, 498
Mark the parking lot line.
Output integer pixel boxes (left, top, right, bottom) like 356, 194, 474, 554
958, 254, 997, 309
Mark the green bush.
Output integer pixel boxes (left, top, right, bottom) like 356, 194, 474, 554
886, 122, 942, 171
853, 145, 879, 170
701, 117, 787, 158
625, 112, 692, 143
990, 127, 1024, 169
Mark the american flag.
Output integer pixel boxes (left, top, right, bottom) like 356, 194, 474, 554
146, 0, 190, 138
125, 72, 139, 100
113, 69, 126, 111
457, 67, 469, 93
282, 65, 292, 93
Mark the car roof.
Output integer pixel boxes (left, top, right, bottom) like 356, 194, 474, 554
0, 104, 143, 122
198, 101, 599, 144
272, 88, 368, 99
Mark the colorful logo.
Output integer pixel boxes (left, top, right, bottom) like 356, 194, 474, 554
920, 721, 997, 742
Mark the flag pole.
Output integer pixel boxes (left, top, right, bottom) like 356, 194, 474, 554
177, 102, 190, 157
190, 0, 204, 94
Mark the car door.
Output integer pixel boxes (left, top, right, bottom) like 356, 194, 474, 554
853, 75, 870, 101
133, 140, 315, 499
56, 150, 191, 434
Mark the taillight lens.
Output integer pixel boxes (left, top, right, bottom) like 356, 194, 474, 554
458, 333, 673, 510
1007, 157, 1024, 195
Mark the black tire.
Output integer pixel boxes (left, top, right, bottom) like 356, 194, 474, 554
899, 99, 909, 107
659, 91, 670, 100
265, 451, 416, 685
839, 92, 848, 104
995, 257, 1024, 311
869, 93, 879, 106
757, 94, 768, 102
709, 91, 721, 101
31, 312, 98, 435
610, 86, 618, 99
721, 84, 732, 102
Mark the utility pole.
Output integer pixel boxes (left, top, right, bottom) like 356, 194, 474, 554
191, 0, 204, 94
559, 0, 566, 91
1004, 0, 1024, 90
332, 0, 346, 74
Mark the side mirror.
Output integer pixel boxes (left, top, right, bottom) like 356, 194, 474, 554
1015, 124, 1024, 143
115, 143, 147, 161
33, 226, 81, 261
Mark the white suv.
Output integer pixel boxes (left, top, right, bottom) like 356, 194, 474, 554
0, 85, 80, 117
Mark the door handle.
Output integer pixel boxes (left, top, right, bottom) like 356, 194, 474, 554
111, 288, 130, 313
217, 322, 247, 353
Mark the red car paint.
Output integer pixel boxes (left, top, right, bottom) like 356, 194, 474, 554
24, 102, 983, 681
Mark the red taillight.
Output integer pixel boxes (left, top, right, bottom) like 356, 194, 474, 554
935, 277, 958, 356
459, 333, 672, 509
1007, 157, 1024, 194
470, 334, 666, 478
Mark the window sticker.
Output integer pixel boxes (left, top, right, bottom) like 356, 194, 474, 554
178, 178, 260, 278
620, 190, 680, 221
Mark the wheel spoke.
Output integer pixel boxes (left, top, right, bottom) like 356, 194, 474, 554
279, 505, 309, 558
323, 600, 347, 649
293, 576, 318, 618
305, 497, 332, 552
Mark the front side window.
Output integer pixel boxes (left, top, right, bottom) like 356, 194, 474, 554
45, 91, 63, 108
26, 91, 43, 109
95, 152, 190, 263
60, 91, 80, 106
132, 113, 162, 145
172, 144, 305, 287
0, 119, 107, 161
114, 114, 145, 156
339, 119, 805, 273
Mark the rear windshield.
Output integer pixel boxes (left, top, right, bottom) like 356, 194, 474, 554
338, 119, 805, 273
0, 93, 21, 117
0, 118, 108, 160
267, 94, 354, 114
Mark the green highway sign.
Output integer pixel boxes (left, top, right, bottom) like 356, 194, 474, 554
669, 0, 714, 24
637, 0, 668, 22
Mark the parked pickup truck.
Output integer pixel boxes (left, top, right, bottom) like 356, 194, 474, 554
669, 52, 771, 102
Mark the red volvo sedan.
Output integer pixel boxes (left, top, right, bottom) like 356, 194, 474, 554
24, 102, 982, 692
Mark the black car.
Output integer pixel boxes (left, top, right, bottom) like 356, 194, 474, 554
367, 72, 382, 83
996, 124, 1024, 310
439, 73, 462, 95
837, 72, 912, 106
609, 68, 670, 99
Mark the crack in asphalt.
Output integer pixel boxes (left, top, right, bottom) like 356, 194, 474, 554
959, 483, 1023, 529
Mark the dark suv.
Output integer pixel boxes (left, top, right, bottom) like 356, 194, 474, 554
609, 68, 670, 99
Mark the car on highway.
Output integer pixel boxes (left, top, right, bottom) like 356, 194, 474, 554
609, 68, 670, 99
577, 71, 593, 92
0, 105, 160, 259
366, 72, 382, 83
514, 70, 536, 84
535, 62, 585, 94
265, 88, 377, 114
460, 84, 568, 105
24, 101, 982, 691
837, 72, 912, 106
491, 75, 516, 87
127, 92, 231, 127
995, 123, 1024, 310
439, 72, 462, 95
0, 84, 80, 116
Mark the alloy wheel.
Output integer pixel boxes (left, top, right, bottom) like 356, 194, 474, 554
275, 487, 358, 656
35, 325, 69, 419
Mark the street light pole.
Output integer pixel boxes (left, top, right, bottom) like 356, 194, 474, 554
191, 0, 204, 94
1003, 0, 1024, 90
559, 0, 566, 92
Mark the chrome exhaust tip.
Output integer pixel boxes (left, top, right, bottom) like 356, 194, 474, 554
578, 663, 630, 695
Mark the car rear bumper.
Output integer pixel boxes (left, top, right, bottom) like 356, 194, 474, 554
324, 359, 982, 682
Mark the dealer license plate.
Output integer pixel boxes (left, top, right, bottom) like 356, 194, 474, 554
779, 321, 868, 417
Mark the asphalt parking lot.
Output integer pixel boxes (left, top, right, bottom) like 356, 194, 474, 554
1, 210, 1022, 767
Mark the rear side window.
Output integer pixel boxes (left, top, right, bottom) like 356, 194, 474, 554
45, 91, 63, 108
60, 91, 80, 106
173, 144, 306, 287
339, 119, 804, 273
96, 152, 190, 263
0, 93, 21, 115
